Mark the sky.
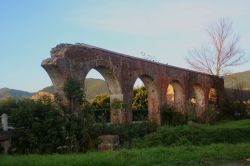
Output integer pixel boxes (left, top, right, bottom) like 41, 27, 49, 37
0, 0, 250, 92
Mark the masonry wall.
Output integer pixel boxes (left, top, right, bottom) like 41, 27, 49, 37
42, 43, 224, 124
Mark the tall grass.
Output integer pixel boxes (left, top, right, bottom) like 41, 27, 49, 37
1, 143, 250, 166
132, 119, 250, 148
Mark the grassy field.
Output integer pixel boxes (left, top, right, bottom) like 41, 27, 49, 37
1, 143, 250, 166
1, 119, 250, 166
203, 119, 250, 129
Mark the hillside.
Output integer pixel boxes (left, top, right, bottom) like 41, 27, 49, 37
84, 78, 108, 99
0, 78, 108, 100
224, 70, 250, 89
0, 88, 34, 99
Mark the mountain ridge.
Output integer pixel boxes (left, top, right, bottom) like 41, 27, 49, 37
0, 78, 108, 100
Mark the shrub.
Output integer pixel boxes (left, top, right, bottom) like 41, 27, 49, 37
0, 96, 102, 154
161, 105, 187, 126
200, 104, 220, 124
133, 123, 250, 148
0, 96, 18, 115
184, 102, 201, 123
219, 95, 248, 119
100, 122, 157, 148
90, 94, 110, 122
10, 98, 65, 153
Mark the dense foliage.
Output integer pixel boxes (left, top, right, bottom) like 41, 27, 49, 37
88, 86, 148, 122
0, 78, 250, 154
132, 120, 250, 148
132, 86, 148, 121
63, 77, 85, 112
0, 94, 155, 153
90, 94, 110, 122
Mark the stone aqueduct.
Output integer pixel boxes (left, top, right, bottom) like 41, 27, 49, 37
42, 43, 224, 124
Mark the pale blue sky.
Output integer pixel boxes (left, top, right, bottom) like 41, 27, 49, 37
0, 0, 250, 92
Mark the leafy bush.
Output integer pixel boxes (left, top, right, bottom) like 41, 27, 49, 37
200, 104, 220, 124
219, 95, 248, 119
10, 98, 65, 153
0, 96, 18, 115
132, 122, 250, 148
132, 86, 148, 121
161, 105, 187, 126
0, 96, 102, 154
100, 122, 157, 148
90, 94, 110, 122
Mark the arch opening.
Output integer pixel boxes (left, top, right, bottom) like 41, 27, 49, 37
192, 84, 205, 114
132, 78, 148, 122
166, 81, 185, 112
208, 88, 217, 105
84, 67, 123, 123
132, 75, 160, 124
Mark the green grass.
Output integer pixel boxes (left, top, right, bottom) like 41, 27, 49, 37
2, 119, 250, 166
208, 119, 250, 129
131, 119, 250, 148
1, 143, 250, 166
178, 118, 250, 129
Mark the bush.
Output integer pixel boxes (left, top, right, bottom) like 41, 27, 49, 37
132, 109, 148, 121
0, 96, 18, 115
161, 105, 187, 126
9, 98, 65, 153
200, 104, 220, 124
132, 122, 250, 148
219, 95, 248, 119
60, 105, 101, 153
100, 122, 157, 148
0, 96, 103, 154
90, 94, 110, 123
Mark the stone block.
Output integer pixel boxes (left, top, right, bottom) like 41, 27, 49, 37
98, 135, 119, 151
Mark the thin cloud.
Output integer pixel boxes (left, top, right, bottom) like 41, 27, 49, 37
69, 1, 249, 37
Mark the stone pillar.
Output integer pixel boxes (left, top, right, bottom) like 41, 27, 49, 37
98, 135, 119, 151
110, 94, 125, 124
1, 114, 8, 131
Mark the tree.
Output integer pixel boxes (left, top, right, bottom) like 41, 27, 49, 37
63, 77, 85, 112
186, 18, 246, 76
132, 86, 148, 111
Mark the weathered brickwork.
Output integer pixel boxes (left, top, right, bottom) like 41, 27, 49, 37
42, 43, 224, 124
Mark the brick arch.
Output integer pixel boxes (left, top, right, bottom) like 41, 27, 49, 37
166, 80, 185, 112
131, 74, 161, 124
42, 43, 224, 125
84, 63, 124, 124
84, 63, 122, 96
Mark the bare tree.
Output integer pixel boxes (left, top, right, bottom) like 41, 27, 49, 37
186, 18, 246, 76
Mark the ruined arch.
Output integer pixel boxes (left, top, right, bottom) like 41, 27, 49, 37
86, 66, 122, 96
192, 84, 206, 114
42, 43, 224, 124
166, 80, 185, 112
132, 78, 148, 122
133, 74, 160, 124
84, 65, 124, 124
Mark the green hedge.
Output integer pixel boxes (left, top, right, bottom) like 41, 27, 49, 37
133, 123, 250, 147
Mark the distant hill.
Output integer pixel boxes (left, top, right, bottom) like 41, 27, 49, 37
0, 88, 34, 99
41, 86, 55, 94
84, 78, 108, 100
224, 70, 250, 90
0, 78, 108, 100
40, 78, 108, 100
